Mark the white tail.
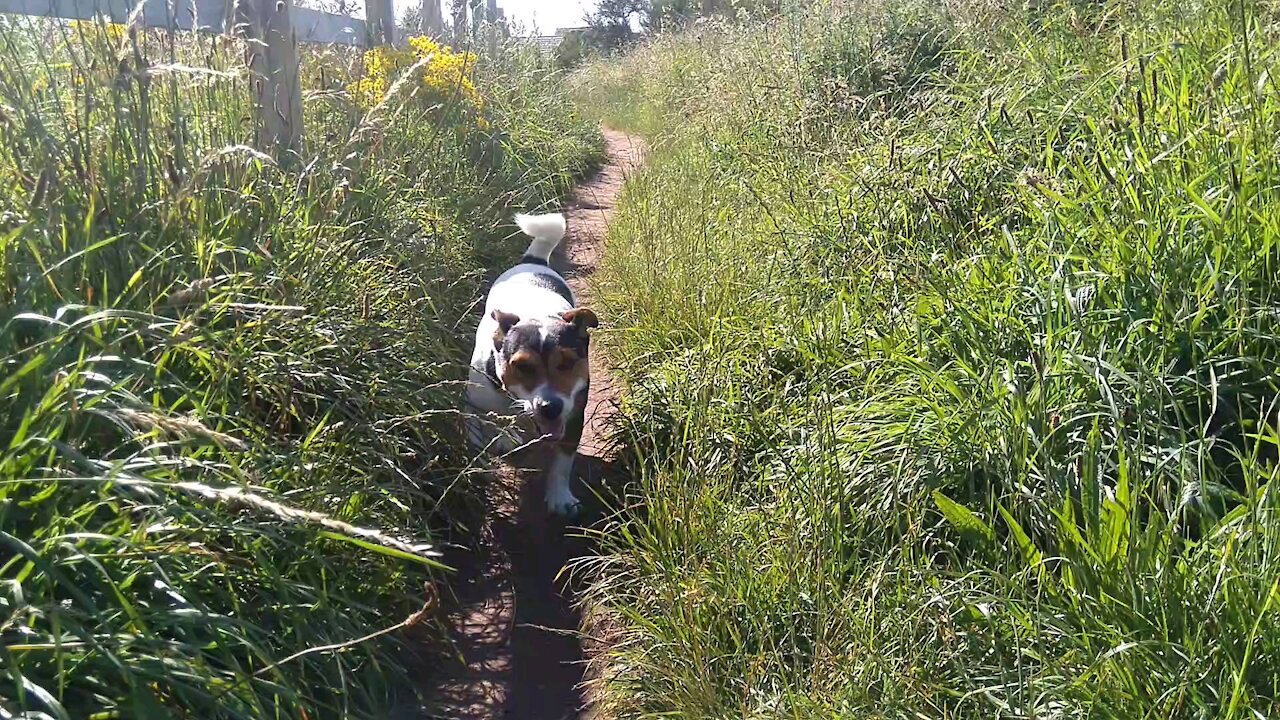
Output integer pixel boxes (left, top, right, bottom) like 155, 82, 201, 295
514, 212, 567, 262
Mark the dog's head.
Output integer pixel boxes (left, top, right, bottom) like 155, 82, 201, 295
491, 307, 598, 440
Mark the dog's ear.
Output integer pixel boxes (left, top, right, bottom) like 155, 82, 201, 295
492, 310, 520, 349
562, 308, 599, 330
492, 310, 520, 332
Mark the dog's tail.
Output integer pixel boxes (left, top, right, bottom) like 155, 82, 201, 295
514, 212, 566, 263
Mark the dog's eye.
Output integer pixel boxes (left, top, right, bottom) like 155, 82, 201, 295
512, 360, 535, 375
557, 358, 577, 373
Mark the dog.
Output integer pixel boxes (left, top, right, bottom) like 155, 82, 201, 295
464, 212, 597, 516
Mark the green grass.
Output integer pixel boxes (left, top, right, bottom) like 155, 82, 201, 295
0, 19, 600, 718
572, 0, 1280, 716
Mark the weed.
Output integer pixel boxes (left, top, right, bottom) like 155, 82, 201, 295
0, 17, 601, 719
574, 0, 1280, 716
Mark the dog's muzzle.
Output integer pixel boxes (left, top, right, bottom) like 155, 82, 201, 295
532, 396, 566, 439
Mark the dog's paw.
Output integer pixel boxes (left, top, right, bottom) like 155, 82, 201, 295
545, 486, 581, 517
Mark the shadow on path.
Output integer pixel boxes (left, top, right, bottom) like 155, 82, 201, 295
414, 130, 645, 720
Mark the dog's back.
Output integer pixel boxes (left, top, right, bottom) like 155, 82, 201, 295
486, 213, 574, 316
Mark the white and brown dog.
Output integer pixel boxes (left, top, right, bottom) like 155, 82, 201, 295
465, 212, 597, 515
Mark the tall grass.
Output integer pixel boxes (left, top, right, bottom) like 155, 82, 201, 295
572, 0, 1280, 716
0, 17, 600, 718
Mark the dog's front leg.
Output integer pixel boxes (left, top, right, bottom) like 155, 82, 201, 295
545, 390, 587, 516
545, 447, 579, 516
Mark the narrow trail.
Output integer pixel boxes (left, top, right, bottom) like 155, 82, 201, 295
420, 130, 645, 720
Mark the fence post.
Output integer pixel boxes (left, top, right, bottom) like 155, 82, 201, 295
420, 0, 443, 37
451, 0, 467, 42
365, 0, 395, 45
484, 0, 496, 55
241, 0, 304, 160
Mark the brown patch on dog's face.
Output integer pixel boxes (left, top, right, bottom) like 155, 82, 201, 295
500, 349, 543, 394
492, 310, 596, 400
547, 345, 590, 394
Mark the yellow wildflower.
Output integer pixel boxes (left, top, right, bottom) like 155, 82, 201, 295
349, 36, 486, 128
69, 19, 128, 47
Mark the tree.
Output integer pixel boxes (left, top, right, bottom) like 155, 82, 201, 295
583, 0, 647, 53
593, 0, 649, 27
646, 0, 694, 31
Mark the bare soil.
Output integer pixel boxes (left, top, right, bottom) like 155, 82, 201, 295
417, 130, 645, 720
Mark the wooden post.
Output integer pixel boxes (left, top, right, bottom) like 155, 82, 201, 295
484, 0, 496, 54
241, 0, 304, 160
365, 0, 395, 45
420, 0, 443, 36
451, 0, 468, 42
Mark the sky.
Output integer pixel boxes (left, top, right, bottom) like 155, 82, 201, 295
498, 0, 596, 34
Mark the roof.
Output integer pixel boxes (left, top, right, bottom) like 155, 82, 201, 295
532, 35, 565, 52
523, 26, 588, 53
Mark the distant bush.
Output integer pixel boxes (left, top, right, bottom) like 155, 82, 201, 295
554, 29, 594, 69
647, 0, 784, 30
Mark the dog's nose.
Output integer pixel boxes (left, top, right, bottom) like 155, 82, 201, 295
536, 397, 564, 420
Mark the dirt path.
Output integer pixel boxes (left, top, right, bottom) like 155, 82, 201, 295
418, 129, 644, 720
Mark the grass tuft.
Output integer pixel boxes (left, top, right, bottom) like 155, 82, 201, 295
573, 0, 1280, 716
1, 18, 601, 719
